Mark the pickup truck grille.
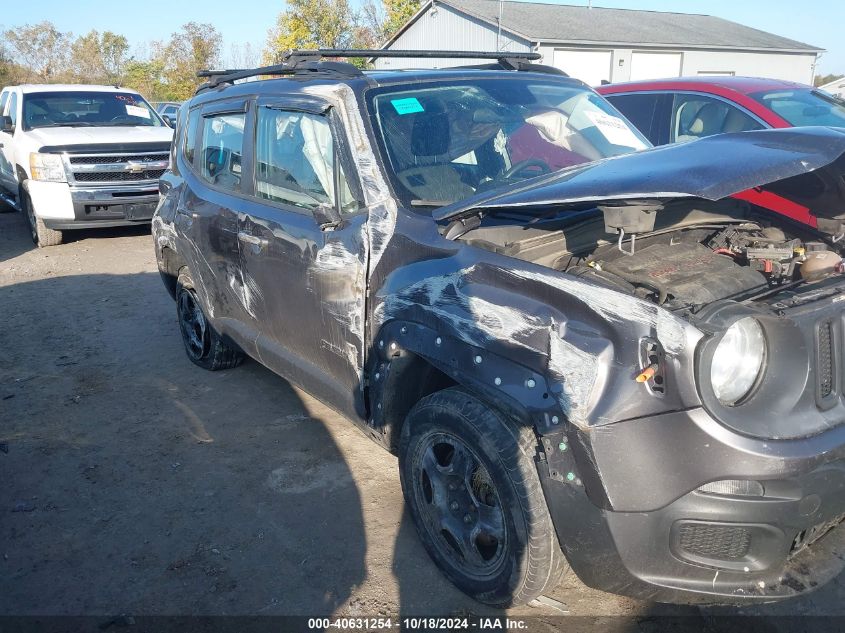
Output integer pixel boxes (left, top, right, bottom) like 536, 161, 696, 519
69, 153, 169, 165
64, 151, 169, 187
74, 170, 166, 183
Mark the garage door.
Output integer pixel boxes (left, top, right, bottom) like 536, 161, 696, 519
630, 52, 683, 81
552, 49, 613, 86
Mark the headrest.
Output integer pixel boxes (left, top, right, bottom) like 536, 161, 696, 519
411, 101, 450, 157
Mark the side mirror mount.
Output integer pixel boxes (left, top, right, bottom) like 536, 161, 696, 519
313, 202, 342, 231
163, 114, 176, 128
1, 116, 14, 134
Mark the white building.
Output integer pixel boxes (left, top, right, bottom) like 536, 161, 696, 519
820, 76, 845, 98
377, 0, 823, 86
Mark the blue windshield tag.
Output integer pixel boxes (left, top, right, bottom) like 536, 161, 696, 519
391, 97, 425, 115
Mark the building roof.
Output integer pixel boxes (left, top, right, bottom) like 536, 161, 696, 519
429, 0, 822, 52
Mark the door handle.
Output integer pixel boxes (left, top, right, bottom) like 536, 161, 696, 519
238, 231, 269, 248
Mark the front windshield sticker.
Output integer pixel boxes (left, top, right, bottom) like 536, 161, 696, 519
391, 97, 424, 115
585, 110, 647, 149
125, 104, 150, 119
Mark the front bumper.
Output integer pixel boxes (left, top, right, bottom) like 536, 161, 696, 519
27, 180, 159, 230
541, 407, 845, 603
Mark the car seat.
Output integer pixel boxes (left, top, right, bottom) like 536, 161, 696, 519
395, 101, 475, 203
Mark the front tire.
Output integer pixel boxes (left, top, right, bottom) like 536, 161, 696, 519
176, 268, 244, 371
399, 387, 567, 607
22, 190, 63, 247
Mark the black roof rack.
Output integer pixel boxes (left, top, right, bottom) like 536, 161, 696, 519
196, 49, 545, 93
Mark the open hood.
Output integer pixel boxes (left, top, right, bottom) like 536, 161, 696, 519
434, 126, 845, 234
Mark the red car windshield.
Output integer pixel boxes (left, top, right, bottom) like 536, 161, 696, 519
749, 88, 845, 127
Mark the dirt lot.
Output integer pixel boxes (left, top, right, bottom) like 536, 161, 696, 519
1, 207, 843, 628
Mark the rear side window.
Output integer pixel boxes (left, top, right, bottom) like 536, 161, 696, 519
254, 107, 355, 214
184, 108, 200, 165
199, 112, 245, 192
671, 94, 763, 142
604, 93, 661, 143
0, 91, 8, 116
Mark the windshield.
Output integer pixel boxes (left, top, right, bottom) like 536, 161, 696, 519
749, 88, 845, 127
22, 91, 163, 130
367, 78, 650, 208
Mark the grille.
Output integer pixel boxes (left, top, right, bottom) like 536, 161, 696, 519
817, 322, 834, 398
73, 169, 166, 182
69, 153, 169, 165
678, 523, 751, 560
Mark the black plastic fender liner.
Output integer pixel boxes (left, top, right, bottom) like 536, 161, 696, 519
367, 320, 615, 510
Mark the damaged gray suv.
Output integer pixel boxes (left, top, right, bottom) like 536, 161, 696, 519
153, 50, 845, 606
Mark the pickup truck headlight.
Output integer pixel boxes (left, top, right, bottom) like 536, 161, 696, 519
710, 317, 766, 406
29, 153, 66, 182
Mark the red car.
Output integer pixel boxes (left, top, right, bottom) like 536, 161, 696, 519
597, 76, 845, 146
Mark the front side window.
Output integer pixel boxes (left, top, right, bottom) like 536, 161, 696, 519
367, 78, 650, 209
671, 94, 764, 142
749, 88, 845, 127
254, 107, 355, 214
21, 91, 163, 130
199, 112, 245, 192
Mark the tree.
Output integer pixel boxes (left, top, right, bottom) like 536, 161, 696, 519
382, 0, 421, 39
160, 22, 222, 100
815, 73, 845, 88
265, 0, 356, 62
4, 21, 71, 80
101, 32, 130, 83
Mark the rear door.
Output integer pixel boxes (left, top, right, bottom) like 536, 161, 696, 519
236, 96, 368, 415
175, 98, 253, 338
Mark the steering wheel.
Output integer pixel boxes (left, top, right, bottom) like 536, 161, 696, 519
109, 115, 132, 123
501, 158, 552, 179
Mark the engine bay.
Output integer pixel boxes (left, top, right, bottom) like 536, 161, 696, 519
459, 200, 845, 310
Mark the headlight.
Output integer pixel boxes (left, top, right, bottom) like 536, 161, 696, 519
710, 317, 766, 406
29, 153, 66, 182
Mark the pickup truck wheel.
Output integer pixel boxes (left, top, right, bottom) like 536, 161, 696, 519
22, 191, 63, 247
175, 269, 244, 371
399, 387, 567, 607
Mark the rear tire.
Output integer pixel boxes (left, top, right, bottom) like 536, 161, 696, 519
22, 190, 63, 247
399, 387, 567, 607
176, 268, 244, 371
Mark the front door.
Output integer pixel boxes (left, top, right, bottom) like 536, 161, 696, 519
237, 98, 368, 416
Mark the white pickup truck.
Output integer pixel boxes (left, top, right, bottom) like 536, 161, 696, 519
0, 84, 174, 246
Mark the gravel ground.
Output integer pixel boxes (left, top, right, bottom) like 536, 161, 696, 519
0, 207, 842, 630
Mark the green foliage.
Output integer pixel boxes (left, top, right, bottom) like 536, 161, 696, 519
382, 0, 422, 38
160, 22, 223, 100
815, 73, 845, 88
265, 0, 356, 63
69, 30, 129, 84
4, 21, 72, 80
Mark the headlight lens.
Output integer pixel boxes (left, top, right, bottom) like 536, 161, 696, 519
710, 317, 766, 406
29, 153, 66, 182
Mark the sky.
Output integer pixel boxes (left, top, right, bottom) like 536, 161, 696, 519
3, 0, 844, 74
